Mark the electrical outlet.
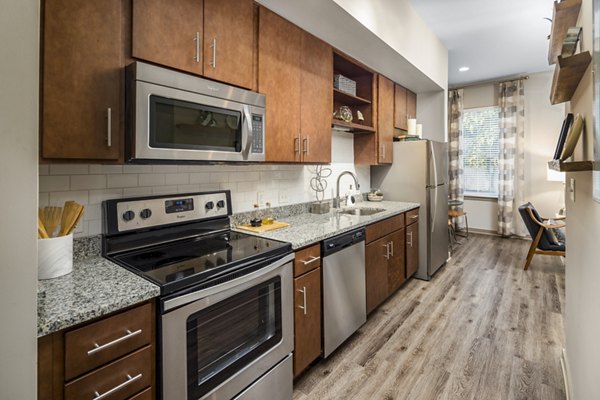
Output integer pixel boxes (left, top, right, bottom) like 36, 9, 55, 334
278, 189, 289, 205
256, 191, 265, 206
569, 178, 576, 203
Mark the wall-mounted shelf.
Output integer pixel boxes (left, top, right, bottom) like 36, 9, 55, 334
548, 0, 583, 65
332, 119, 376, 133
333, 88, 371, 105
548, 159, 593, 171
550, 51, 591, 105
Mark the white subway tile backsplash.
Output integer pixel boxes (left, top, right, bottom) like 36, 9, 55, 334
152, 165, 179, 173
123, 187, 153, 197
177, 184, 201, 193
89, 189, 123, 204
189, 173, 210, 184
50, 164, 89, 175
83, 203, 101, 221
152, 185, 178, 195
49, 190, 89, 206
39, 192, 49, 207
87, 219, 102, 236
165, 173, 189, 185
89, 164, 123, 174
139, 173, 165, 186
210, 172, 229, 183
39, 164, 49, 176
40, 175, 70, 192
123, 165, 153, 173
107, 174, 138, 188
70, 175, 106, 190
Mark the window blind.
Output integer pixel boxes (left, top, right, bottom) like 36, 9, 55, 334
462, 106, 500, 197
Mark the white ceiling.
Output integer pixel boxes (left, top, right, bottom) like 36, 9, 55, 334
409, 0, 555, 86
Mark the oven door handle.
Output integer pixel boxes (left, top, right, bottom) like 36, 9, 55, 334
242, 105, 253, 160
163, 252, 295, 312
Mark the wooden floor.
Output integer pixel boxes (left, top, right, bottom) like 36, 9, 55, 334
293, 234, 566, 400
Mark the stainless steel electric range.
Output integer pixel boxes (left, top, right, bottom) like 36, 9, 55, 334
102, 191, 294, 400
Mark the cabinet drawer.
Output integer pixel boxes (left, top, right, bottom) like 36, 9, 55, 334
406, 208, 419, 225
294, 244, 321, 277
65, 303, 152, 380
129, 387, 153, 400
365, 214, 405, 243
64, 346, 152, 400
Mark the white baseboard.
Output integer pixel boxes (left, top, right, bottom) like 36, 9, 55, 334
561, 347, 573, 400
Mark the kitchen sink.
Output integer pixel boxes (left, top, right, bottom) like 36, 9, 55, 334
338, 207, 386, 216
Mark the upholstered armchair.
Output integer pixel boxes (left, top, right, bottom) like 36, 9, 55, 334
518, 203, 565, 270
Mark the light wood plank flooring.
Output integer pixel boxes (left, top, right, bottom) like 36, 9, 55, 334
293, 234, 566, 400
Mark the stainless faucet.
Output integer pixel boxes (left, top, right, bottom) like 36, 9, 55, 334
333, 171, 360, 209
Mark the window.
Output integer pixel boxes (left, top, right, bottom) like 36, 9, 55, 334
462, 106, 500, 197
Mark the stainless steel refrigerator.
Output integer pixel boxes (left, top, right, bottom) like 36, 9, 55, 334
371, 140, 449, 280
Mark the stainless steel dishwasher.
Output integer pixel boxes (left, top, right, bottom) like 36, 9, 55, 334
322, 227, 366, 357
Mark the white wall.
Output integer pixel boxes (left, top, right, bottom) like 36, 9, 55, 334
563, 0, 600, 397
0, 0, 39, 397
39, 132, 370, 237
461, 72, 565, 232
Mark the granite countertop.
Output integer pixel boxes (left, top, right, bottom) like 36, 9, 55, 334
37, 237, 160, 337
232, 201, 419, 249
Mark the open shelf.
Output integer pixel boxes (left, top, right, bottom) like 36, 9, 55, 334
548, 0, 582, 65
550, 51, 591, 105
331, 119, 376, 134
333, 88, 372, 105
548, 159, 593, 172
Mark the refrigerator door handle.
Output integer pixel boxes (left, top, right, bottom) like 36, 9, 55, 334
429, 140, 438, 187
430, 187, 437, 234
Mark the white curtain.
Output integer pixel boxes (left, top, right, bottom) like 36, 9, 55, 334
498, 80, 526, 237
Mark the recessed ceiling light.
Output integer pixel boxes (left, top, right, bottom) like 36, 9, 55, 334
458, 66, 470, 72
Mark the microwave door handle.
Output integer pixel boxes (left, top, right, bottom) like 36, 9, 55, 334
242, 105, 253, 160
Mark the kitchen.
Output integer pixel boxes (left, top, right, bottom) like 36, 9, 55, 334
3, 0, 600, 397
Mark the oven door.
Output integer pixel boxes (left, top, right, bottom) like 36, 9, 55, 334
161, 253, 294, 400
133, 80, 265, 163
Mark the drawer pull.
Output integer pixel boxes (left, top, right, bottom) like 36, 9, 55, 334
410, 215, 418, 219
87, 329, 142, 355
93, 373, 142, 400
298, 286, 307, 315
301, 256, 320, 265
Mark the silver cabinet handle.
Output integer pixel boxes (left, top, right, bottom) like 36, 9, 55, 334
382, 143, 386, 161
302, 137, 309, 156
407, 231, 413, 247
383, 243, 390, 260
294, 137, 300, 154
298, 287, 307, 315
210, 38, 217, 68
194, 32, 201, 63
87, 329, 142, 355
389, 240, 394, 257
106, 108, 112, 147
93, 373, 142, 400
302, 256, 320, 265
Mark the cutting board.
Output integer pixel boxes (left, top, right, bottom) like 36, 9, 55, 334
237, 221, 289, 233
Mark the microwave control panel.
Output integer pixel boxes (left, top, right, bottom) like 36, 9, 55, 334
251, 115, 264, 154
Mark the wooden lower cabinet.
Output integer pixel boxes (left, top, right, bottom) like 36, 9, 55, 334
387, 228, 406, 294
365, 236, 390, 314
406, 220, 419, 278
293, 267, 322, 377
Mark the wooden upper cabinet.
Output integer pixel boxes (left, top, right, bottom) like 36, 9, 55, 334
42, 0, 123, 161
300, 32, 333, 163
293, 267, 322, 376
378, 75, 394, 164
258, 7, 302, 162
407, 89, 417, 120
203, 0, 255, 89
394, 84, 407, 130
132, 0, 203, 75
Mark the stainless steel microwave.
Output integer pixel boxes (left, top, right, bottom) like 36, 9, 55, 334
126, 62, 265, 163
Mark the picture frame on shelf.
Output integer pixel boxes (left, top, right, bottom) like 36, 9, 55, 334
553, 113, 573, 160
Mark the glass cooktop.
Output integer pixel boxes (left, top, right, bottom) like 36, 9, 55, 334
111, 231, 291, 295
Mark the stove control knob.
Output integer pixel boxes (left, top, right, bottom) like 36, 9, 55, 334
140, 208, 152, 219
216, 200, 225, 209
122, 210, 135, 222
205, 201, 215, 210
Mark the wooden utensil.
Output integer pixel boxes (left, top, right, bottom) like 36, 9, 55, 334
38, 216, 49, 239
41, 206, 62, 237
59, 202, 85, 236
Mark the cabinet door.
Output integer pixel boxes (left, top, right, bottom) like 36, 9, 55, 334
406, 222, 419, 278
387, 228, 406, 294
377, 75, 394, 164
258, 7, 302, 162
394, 84, 407, 130
293, 268, 322, 377
42, 0, 122, 160
132, 0, 203, 75
203, 0, 254, 89
300, 31, 333, 163
365, 237, 389, 314
407, 89, 417, 120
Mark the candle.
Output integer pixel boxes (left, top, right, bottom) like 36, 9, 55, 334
416, 124, 423, 138
407, 119, 417, 136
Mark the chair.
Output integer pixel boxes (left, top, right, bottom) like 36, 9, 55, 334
448, 209, 469, 238
518, 203, 565, 270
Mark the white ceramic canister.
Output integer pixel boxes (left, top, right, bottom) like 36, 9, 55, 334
38, 233, 73, 280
